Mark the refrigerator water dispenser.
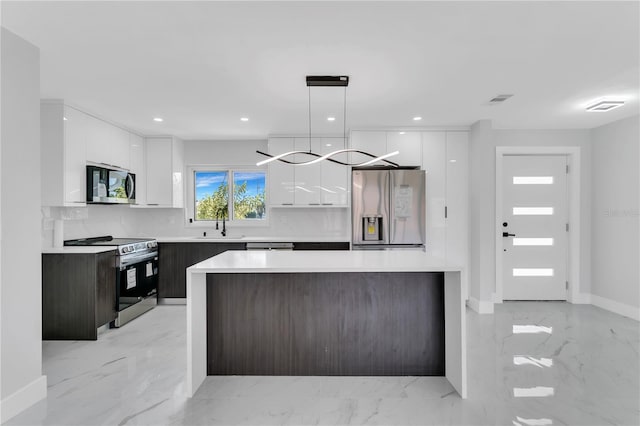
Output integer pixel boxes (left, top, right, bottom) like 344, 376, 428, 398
362, 216, 383, 241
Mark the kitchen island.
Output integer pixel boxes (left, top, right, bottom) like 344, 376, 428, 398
186, 250, 467, 398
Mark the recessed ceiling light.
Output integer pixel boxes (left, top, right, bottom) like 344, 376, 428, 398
63, 117, 68, 121
586, 100, 624, 112
327, 117, 336, 122
399, 131, 405, 135
325, 143, 332, 147
449, 159, 457, 163
153, 117, 163, 122
413, 116, 422, 121
240, 117, 249, 122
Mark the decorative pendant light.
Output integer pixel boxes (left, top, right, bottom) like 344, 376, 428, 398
256, 76, 399, 167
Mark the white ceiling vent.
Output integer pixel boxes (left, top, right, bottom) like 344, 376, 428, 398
489, 94, 514, 104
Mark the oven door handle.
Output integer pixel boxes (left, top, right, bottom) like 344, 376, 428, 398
119, 251, 158, 267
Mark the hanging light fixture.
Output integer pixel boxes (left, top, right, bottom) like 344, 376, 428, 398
256, 76, 399, 167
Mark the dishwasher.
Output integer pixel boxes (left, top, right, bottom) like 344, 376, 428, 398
245, 242, 294, 251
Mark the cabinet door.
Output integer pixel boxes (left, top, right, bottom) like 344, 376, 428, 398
422, 132, 446, 259
350, 131, 387, 166
95, 252, 117, 327
172, 137, 184, 208
387, 131, 422, 167
129, 133, 146, 205
85, 115, 111, 165
146, 137, 173, 206
267, 138, 295, 206
294, 138, 321, 205
63, 106, 88, 204
320, 137, 349, 205
445, 132, 469, 267
111, 125, 131, 170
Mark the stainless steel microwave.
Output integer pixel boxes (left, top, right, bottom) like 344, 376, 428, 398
86, 165, 135, 204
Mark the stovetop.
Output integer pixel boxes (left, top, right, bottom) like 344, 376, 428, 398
64, 236, 157, 255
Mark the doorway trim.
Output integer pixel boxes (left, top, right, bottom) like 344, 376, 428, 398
495, 146, 582, 303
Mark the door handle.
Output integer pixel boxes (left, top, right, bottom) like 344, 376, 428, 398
502, 232, 516, 237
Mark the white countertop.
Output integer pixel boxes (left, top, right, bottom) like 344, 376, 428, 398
157, 236, 350, 243
42, 246, 117, 254
188, 250, 460, 273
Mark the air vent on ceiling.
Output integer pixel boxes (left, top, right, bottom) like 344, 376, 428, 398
489, 94, 514, 104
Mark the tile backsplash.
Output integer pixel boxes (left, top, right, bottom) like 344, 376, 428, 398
41, 205, 350, 247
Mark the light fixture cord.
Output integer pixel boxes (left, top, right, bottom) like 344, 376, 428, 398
343, 85, 347, 149
308, 86, 312, 153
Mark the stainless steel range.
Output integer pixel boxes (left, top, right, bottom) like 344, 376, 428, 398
65, 236, 158, 327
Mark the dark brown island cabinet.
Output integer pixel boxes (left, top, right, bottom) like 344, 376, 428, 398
42, 251, 116, 340
157, 241, 349, 299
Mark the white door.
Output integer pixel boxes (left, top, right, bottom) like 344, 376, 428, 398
502, 155, 568, 300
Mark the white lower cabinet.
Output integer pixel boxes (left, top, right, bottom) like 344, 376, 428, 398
145, 137, 184, 207
267, 137, 348, 207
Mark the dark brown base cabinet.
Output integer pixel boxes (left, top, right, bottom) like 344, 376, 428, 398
158, 242, 246, 298
207, 272, 445, 376
158, 241, 349, 299
42, 251, 116, 340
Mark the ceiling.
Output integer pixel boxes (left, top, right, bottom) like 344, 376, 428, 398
2, 1, 639, 140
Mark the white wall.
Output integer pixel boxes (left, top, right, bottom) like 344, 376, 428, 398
1, 27, 47, 422
590, 115, 640, 319
468, 120, 592, 312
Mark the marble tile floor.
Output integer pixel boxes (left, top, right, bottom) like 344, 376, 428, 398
6, 302, 639, 426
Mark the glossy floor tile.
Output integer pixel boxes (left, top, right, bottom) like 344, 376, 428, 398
6, 302, 639, 425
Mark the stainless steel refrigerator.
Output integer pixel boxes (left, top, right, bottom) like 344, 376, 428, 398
352, 169, 426, 249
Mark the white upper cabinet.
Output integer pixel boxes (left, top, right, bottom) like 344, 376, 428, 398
145, 137, 184, 207
349, 131, 387, 166
85, 114, 130, 170
267, 137, 295, 206
129, 133, 146, 205
387, 131, 422, 167
267, 137, 349, 207
422, 131, 447, 259
445, 132, 469, 271
41, 102, 88, 206
294, 138, 321, 205
320, 137, 349, 205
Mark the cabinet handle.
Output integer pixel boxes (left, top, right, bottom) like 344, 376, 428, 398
322, 203, 333, 206
281, 203, 293, 206
309, 203, 320, 206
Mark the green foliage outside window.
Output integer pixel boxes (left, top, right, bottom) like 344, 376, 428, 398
195, 171, 266, 221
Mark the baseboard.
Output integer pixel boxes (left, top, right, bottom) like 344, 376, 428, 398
590, 294, 640, 321
570, 293, 591, 304
466, 297, 494, 314
0, 375, 47, 423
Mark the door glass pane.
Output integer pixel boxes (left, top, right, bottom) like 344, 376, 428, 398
513, 176, 554, 184
513, 238, 554, 246
233, 171, 266, 220
513, 207, 554, 215
513, 268, 554, 277
195, 171, 228, 220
